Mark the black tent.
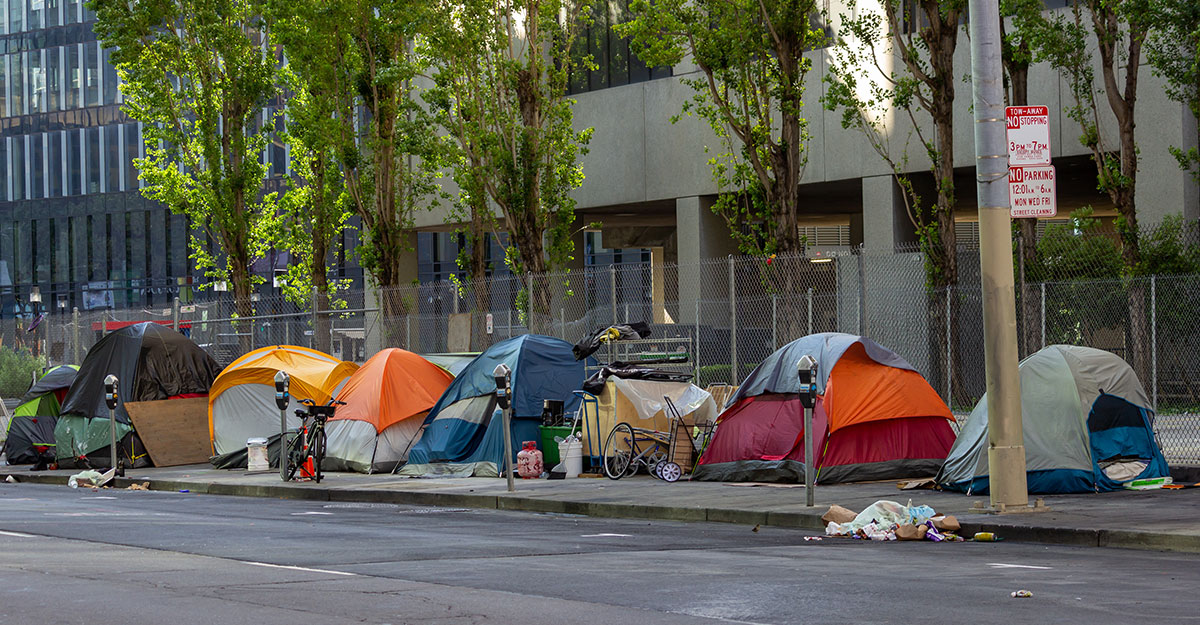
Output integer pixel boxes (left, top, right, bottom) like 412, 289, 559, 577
3, 364, 78, 466
56, 323, 220, 468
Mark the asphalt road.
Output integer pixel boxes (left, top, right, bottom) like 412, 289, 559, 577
1, 483, 1198, 625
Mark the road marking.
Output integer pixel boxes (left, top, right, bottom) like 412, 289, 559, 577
987, 563, 1052, 570
88, 496, 118, 500
581, 533, 632, 538
244, 561, 357, 576
0, 530, 35, 538
290, 511, 334, 516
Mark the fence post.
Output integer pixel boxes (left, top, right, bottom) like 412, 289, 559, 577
858, 249, 867, 336
172, 297, 180, 332
1151, 275, 1157, 412
525, 272, 533, 328
311, 286, 319, 349
405, 315, 411, 351
771, 293, 778, 351
728, 256, 737, 385
101, 315, 107, 335
610, 265, 617, 326
945, 288, 952, 405
694, 298, 701, 382
72, 307, 79, 363
560, 307, 565, 340
1040, 282, 1046, 349
508, 308, 513, 338
807, 287, 813, 335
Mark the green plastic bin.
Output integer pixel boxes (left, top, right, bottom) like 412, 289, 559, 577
539, 425, 575, 466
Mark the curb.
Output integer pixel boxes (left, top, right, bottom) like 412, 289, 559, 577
4, 471, 1197, 553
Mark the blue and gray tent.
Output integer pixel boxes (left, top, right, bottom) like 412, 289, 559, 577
937, 345, 1169, 494
399, 335, 584, 477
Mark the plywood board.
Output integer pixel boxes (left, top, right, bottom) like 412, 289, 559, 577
447, 313, 472, 352
125, 397, 212, 467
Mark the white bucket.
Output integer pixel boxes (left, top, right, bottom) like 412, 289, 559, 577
558, 440, 583, 478
246, 438, 270, 472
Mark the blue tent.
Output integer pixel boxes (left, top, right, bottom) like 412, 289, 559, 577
399, 335, 584, 477
937, 345, 1170, 494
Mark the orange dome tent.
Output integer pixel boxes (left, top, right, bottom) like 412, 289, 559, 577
208, 345, 358, 456
325, 348, 454, 473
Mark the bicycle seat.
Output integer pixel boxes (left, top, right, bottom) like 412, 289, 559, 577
307, 405, 337, 419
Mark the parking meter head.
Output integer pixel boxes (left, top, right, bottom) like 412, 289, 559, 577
492, 363, 512, 410
273, 371, 290, 410
103, 374, 119, 410
796, 355, 818, 409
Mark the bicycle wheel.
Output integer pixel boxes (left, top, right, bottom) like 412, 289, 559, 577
310, 428, 326, 483
284, 433, 303, 481
604, 422, 635, 480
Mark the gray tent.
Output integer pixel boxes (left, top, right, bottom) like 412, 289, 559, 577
937, 345, 1169, 494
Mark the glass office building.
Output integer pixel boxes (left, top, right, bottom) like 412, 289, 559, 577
0, 0, 196, 316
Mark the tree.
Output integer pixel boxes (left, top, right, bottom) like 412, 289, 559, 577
92, 0, 278, 351
618, 0, 826, 257
824, 0, 966, 401
1145, 0, 1200, 184
334, 0, 444, 338
265, 0, 354, 353
425, 0, 593, 326
1038, 0, 1153, 379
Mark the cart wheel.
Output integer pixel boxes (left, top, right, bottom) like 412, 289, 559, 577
659, 462, 682, 483
648, 461, 662, 479
604, 423, 635, 480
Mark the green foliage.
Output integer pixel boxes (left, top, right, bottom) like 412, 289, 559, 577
824, 0, 965, 288
90, 0, 278, 316
1146, 0, 1200, 181
1136, 214, 1200, 275
0, 347, 45, 399
618, 0, 826, 256
1027, 208, 1123, 281
424, 0, 592, 282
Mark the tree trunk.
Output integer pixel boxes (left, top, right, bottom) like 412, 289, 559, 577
469, 200, 491, 349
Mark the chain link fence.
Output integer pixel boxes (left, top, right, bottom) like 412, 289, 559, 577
3, 232, 1200, 464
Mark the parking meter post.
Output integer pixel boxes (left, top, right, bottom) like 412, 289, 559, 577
797, 356, 818, 507
104, 374, 120, 476
274, 371, 290, 481
493, 364, 515, 492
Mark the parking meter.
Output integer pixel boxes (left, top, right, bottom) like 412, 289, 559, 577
493, 364, 515, 492
797, 355, 818, 409
796, 355, 818, 506
104, 374, 122, 476
274, 371, 290, 480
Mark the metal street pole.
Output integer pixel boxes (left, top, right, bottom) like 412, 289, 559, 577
494, 364, 515, 492
104, 374, 120, 476
969, 0, 1028, 510
274, 371, 290, 481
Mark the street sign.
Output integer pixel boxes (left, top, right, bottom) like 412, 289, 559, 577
485, 313, 494, 335
1008, 165, 1057, 218
1005, 105, 1051, 166
181, 305, 196, 313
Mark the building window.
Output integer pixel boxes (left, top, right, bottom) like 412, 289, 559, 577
85, 125, 100, 193
65, 43, 80, 109
9, 136, 24, 200
66, 128, 81, 195
9, 52, 24, 115
567, 0, 671, 95
104, 124, 119, 192
9, 0, 23, 34
0, 54, 7, 116
28, 50, 45, 113
48, 131, 63, 198
84, 42, 98, 106
47, 45, 62, 111
124, 123, 140, 190
101, 46, 118, 105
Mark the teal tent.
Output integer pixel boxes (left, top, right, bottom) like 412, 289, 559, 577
937, 345, 1169, 494
400, 335, 584, 477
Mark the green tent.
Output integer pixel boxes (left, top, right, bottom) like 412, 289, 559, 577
3, 365, 79, 465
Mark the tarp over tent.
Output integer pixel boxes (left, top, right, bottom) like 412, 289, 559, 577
209, 345, 358, 456
400, 335, 584, 477
937, 345, 1169, 494
694, 332, 955, 483
325, 348, 453, 473
3, 364, 78, 464
57, 323, 220, 467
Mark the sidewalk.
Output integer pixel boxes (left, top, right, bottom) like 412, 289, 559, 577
3, 463, 1199, 553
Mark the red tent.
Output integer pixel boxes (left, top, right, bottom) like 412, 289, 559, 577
694, 333, 955, 483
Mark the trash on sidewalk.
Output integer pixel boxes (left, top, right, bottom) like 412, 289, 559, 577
803, 536, 823, 541
1124, 476, 1172, 490
896, 477, 937, 490
67, 470, 105, 488
1011, 590, 1032, 598
127, 482, 151, 491
973, 532, 1003, 542
4, 475, 16, 483
823, 499, 964, 542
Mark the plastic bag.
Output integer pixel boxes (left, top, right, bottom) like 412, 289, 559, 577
68, 470, 103, 488
907, 503, 937, 525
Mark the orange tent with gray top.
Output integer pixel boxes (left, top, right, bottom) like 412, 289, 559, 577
208, 345, 358, 456
694, 333, 955, 483
323, 348, 454, 473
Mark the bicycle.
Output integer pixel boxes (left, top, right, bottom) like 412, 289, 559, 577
284, 398, 344, 483
603, 422, 671, 480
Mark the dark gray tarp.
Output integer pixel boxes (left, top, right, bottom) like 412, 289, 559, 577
60, 322, 220, 424
2, 414, 57, 464
210, 432, 284, 470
